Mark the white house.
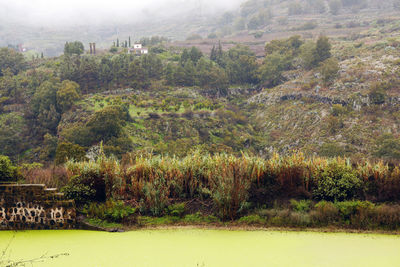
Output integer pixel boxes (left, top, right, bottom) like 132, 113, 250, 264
128, 44, 148, 55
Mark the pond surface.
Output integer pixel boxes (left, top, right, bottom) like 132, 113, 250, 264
0, 229, 400, 267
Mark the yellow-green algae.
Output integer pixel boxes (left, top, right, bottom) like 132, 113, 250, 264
1, 229, 400, 267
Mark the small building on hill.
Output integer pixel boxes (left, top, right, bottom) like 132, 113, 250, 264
129, 44, 148, 55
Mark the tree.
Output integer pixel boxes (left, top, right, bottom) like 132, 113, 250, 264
86, 105, 129, 143
0, 155, 17, 181
0, 113, 27, 158
0, 48, 26, 76
315, 36, 332, 63
78, 57, 99, 93
197, 64, 229, 92
248, 16, 262, 30
259, 52, 291, 87
173, 65, 186, 86
40, 133, 58, 161
210, 45, 217, 61
56, 80, 81, 113
64, 41, 84, 56
320, 58, 339, 85
164, 63, 176, 86
55, 142, 86, 165
189, 47, 203, 65
300, 41, 318, 69
226, 45, 259, 84
128, 59, 148, 89
180, 49, 190, 66
265, 35, 303, 57
30, 80, 61, 134
140, 54, 163, 80
300, 37, 332, 70
183, 60, 196, 86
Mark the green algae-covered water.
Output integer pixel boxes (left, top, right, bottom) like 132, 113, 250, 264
1, 229, 400, 267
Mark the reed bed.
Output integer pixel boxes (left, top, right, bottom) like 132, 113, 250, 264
29, 151, 400, 219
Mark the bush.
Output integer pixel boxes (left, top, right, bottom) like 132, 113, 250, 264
62, 175, 96, 205
312, 201, 339, 225
334, 201, 374, 227
375, 204, 400, 230
55, 142, 86, 165
320, 58, 339, 85
183, 212, 219, 224
165, 203, 186, 217
0, 155, 17, 182
313, 159, 361, 201
290, 199, 312, 213
83, 199, 136, 223
238, 215, 266, 225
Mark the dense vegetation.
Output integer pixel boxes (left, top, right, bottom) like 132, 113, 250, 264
5, 151, 400, 230
0, 34, 336, 163
2, 0, 400, 231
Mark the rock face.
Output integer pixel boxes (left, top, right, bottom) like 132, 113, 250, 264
0, 184, 76, 230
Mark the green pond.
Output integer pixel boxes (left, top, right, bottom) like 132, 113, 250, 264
1, 229, 400, 267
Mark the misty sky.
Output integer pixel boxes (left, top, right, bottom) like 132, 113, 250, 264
0, 0, 242, 26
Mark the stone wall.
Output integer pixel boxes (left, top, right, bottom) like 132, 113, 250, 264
0, 184, 76, 230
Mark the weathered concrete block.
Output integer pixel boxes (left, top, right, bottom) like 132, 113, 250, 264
0, 184, 76, 230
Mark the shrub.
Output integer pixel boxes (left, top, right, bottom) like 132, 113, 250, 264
334, 201, 374, 227
319, 142, 346, 158
320, 58, 339, 85
288, 212, 311, 227
374, 204, 400, 230
183, 212, 219, 224
83, 199, 136, 223
290, 199, 312, 213
374, 134, 400, 160
312, 201, 339, 225
62, 175, 96, 205
313, 159, 361, 201
55, 142, 86, 165
21, 164, 68, 188
165, 203, 186, 217
369, 82, 387, 105
331, 104, 347, 116
0, 155, 17, 182
238, 215, 266, 225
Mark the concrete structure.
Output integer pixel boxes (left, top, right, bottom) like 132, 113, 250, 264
0, 184, 76, 230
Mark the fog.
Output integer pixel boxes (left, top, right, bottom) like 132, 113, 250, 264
0, 0, 243, 26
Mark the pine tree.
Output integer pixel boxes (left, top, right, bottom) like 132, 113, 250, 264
217, 41, 223, 58
216, 41, 226, 67
210, 45, 217, 61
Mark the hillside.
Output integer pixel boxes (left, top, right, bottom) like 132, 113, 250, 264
1, 0, 400, 165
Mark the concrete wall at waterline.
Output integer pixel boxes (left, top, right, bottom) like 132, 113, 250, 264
0, 184, 76, 230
